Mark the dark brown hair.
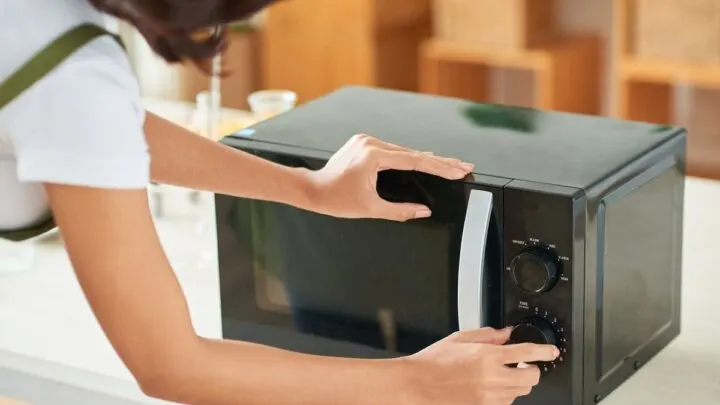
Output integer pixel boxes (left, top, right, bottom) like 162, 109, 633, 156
89, 0, 278, 68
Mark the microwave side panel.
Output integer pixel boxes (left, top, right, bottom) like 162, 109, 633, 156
581, 131, 686, 404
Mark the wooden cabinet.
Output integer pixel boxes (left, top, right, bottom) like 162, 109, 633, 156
614, 0, 720, 179
261, 0, 432, 104
433, 0, 559, 51
419, 36, 602, 115
418, 0, 601, 115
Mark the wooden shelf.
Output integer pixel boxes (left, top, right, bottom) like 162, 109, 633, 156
433, 0, 559, 53
421, 38, 551, 71
613, 0, 720, 180
620, 57, 720, 89
616, 67, 720, 179
419, 36, 602, 114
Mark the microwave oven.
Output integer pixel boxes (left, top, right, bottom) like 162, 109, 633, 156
214, 87, 686, 405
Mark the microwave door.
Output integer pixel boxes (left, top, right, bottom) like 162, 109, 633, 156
457, 189, 494, 331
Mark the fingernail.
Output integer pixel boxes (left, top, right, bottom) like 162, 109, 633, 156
553, 347, 560, 357
461, 162, 475, 171
414, 209, 432, 218
423, 151, 435, 156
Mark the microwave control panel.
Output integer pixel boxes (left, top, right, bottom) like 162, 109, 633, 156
501, 183, 577, 383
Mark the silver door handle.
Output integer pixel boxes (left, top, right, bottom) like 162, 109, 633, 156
457, 189, 494, 331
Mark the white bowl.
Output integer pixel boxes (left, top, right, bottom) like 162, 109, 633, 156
248, 89, 298, 120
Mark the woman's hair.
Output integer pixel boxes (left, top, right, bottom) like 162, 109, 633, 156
89, 0, 278, 68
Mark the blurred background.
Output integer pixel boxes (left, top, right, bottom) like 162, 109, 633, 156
120, 0, 720, 181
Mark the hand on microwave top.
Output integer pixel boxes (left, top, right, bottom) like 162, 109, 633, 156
306, 134, 474, 222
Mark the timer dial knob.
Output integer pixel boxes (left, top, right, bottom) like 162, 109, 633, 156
510, 247, 559, 294
508, 317, 559, 348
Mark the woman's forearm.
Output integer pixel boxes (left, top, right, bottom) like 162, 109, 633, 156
144, 112, 318, 210
153, 337, 414, 405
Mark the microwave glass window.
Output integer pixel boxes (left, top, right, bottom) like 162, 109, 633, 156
247, 201, 456, 353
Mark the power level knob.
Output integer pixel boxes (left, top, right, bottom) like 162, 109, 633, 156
508, 317, 559, 348
510, 247, 559, 294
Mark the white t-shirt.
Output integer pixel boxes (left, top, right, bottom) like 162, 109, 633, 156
0, 0, 150, 231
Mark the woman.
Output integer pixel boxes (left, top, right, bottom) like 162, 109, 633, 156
0, 0, 558, 404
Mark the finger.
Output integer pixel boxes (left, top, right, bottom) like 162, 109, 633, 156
372, 141, 446, 163
427, 155, 473, 171
377, 150, 472, 180
448, 327, 513, 345
411, 152, 474, 173
483, 396, 514, 405
513, 385, 535, 398
499, 343, 559, 364
503, 365, 541, 388
485, 361, 540, 387
418, 151, 467, 167
354, 134, 474, 172
361, 136, 411, 152
495, 396, 521, 405
500, 385, 534, 400
349, 134, 409, 155
370, 200, 432, 222
369, 138, 465, 166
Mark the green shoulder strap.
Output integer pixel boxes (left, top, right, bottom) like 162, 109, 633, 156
0, 24, 122, 110
0, 24, 122, 242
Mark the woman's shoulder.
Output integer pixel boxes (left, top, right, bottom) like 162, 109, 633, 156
0, 0, 141, 126
0, 0, 128, 84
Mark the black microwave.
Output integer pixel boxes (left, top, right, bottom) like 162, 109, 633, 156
214, 87, 686, 405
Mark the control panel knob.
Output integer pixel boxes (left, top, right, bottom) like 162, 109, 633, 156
508, 317, 559, 348
510, 247, 559, 294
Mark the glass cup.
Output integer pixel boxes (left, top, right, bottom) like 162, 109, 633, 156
248, 90, 298, 121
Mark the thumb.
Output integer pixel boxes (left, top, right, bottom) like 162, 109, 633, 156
372, 200, 432, 222
450, 327, 513, 345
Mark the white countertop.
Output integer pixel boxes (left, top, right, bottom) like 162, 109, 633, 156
1, 178, 720, 404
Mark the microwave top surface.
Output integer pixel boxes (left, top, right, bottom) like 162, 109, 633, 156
227, 86, 684, 189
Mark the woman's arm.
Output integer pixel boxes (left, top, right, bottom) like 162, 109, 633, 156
143, 112, 476, 221
144, 112, 318, 211
44, 183, 410, 405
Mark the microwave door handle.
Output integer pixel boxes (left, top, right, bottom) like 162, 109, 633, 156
457, 189, 494, 331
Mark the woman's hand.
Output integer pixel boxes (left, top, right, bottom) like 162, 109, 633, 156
309, 134, 475, 221
403, 327, 559, 405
